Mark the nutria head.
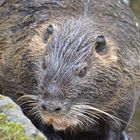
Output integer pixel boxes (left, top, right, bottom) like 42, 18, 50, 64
18, 18, 132, 132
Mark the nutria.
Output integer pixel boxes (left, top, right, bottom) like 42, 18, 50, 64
0, 0, 140, 140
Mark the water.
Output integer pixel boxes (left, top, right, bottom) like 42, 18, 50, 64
127, 1, 140, 139
130, 0, 140, 21
128, 102, 140, 140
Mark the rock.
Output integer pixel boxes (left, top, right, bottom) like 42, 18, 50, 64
0, 94, 47, 140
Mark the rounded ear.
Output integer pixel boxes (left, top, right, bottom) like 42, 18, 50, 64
43, 25, 54, 42
94, 35, 118, 65
95, 35, 108, 55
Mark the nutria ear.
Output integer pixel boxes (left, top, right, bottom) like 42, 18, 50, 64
43, 25, 54, 42
95, 35, 107, 55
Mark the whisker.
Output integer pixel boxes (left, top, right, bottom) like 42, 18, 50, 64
77, 102, 133, 126
85, 110, 107, 122
19, 101, 38, 107
18, 95, 38, 102
71, 108, 99, 125
72, 104, 120, 126
68, 110, 85, 127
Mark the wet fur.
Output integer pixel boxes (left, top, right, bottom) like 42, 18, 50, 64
0, 0, 140, 140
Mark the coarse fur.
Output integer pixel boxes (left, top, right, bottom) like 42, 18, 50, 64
0, 0, 140, 140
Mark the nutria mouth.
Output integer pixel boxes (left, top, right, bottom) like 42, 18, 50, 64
0, 0, 140, 140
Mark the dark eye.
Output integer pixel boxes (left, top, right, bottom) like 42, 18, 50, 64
95, 35, 107, 54
77, 67, 87, 77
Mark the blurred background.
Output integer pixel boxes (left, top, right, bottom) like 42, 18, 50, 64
125, 0, 140, 140
130, 0, 140, 21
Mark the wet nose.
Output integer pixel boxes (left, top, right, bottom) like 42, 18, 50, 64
41, 102, 62, 114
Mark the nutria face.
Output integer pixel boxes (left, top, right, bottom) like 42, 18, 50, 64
19, 18, 123, 132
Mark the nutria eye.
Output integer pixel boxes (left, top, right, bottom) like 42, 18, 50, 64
95, 35, 107, 54
78, 67, 87, 77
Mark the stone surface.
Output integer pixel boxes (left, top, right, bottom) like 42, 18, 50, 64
0, 94, 47, 140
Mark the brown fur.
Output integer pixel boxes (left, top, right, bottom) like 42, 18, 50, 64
0, 0, 140, 140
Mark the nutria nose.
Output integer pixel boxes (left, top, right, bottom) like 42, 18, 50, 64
41, 103, 62, 114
